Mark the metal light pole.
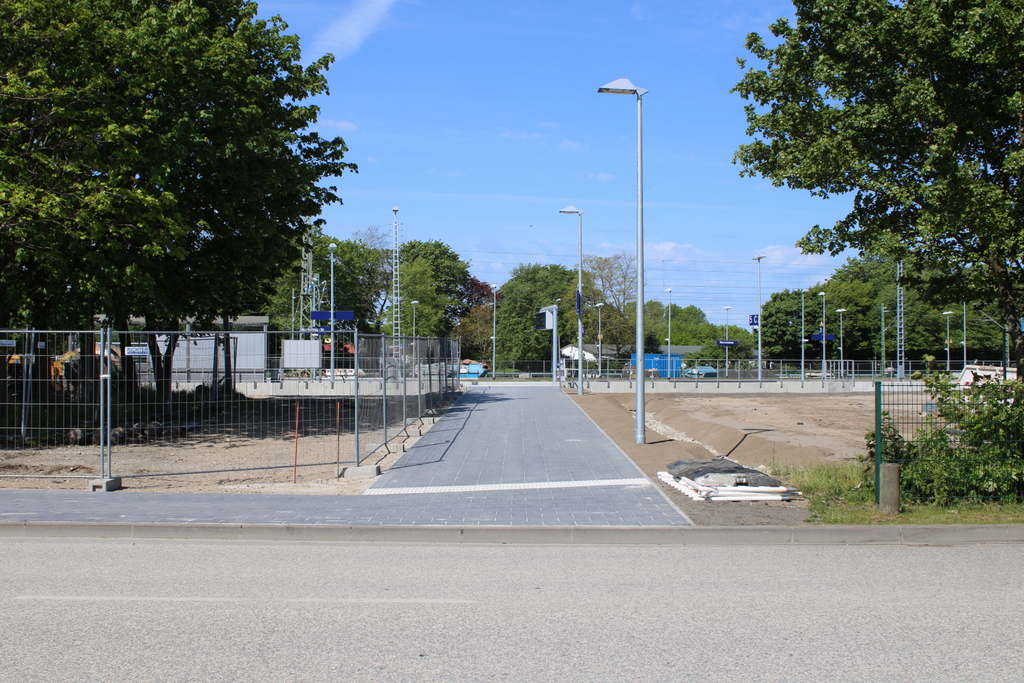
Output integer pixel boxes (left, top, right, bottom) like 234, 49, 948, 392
411, 300, 419, 338
753, 255, 765, 381
665, 288, 672, 377
599, 78, 647, 444
490, 285, 498, 377
560, 206, 585, 395
724, 306, 732, 379
819, 291, 826, 382
836, 308, 847, 379
329, 242, 336, 385
800, 291, 806, 383
943, 310, 953, 371
595, 302, 605, 379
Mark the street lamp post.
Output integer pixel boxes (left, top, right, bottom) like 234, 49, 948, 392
665, 288, 672, 377
595, 303, 605, 379
819, 291, 826, 382
490, 285, 499, 377
560, 206, 585, 395
328, 242, 336, 386
599, 78, 648, 444
943, 310, 953, 371
724, 306, 732, 379
411, 300, 419, 338
800, 290, 807, 383
836, 308, 847, 379
753, 255, 765, 382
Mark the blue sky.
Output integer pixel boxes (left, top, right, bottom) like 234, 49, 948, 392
256, 0, 854, 327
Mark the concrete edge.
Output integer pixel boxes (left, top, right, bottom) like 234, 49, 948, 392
2, 521, 1023, 545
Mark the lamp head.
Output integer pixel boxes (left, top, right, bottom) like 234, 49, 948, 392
559, 205, 582, 215
598, 78, 648, 96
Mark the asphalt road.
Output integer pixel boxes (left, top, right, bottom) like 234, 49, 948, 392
3, 539, 1023, 682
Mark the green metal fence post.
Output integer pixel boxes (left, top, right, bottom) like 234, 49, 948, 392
875, 380, 882, 505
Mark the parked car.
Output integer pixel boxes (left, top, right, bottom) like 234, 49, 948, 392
684, 365, 718, 378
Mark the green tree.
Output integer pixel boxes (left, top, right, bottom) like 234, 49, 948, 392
1, 0, 354, 328
399, 240, 472, 331
583, 252, 635, 355
497, 264, 574, 361
734, 0, 1024, 371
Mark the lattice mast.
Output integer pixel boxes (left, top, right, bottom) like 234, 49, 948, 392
896, 261, 905, 379
391, 206, 401, 337
299, 228, 319, 331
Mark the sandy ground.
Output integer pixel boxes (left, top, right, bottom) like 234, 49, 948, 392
568, 392, 875, 526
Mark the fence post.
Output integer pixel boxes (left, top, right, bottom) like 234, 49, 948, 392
874, 380, 882, 505
381, 336, 387, 446
880, 463, 901, 515
354, 330, 360, 467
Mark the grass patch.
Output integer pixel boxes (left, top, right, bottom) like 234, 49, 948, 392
770, 462, 1024, 525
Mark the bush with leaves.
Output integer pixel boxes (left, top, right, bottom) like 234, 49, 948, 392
879, 373, 1024, 504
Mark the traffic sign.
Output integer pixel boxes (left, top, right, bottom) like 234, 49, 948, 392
717, 340, 738, 346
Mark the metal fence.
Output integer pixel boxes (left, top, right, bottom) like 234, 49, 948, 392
0, 329, 461, 483
874, 380, 1024, 504
494, 358, 1008, 381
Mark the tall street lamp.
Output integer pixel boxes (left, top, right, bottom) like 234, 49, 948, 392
819, 291, 827, 381
665, 288, 672, 376
836, 308, 847, 379
560, 206, 585, 395
942, 310, 953, 371
410, 300, 419, 337
490, 284, 499, 377
599, 78, 647, 444
753, 255, 765, 381
800, 290, 807, 383
595, 302, 605, 379
724, 306, 732, 379
328, 242, 336, 384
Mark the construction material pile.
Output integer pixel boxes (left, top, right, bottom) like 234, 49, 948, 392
658, 458, 800, 502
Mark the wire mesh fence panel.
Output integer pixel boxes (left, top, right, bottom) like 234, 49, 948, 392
879, 380, 1024, 503
1, 328, 461, 484
0, 330, 105, 479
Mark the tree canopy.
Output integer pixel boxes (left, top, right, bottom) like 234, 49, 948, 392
734, 0, 1024, 370
497, 263, 574, 361
0, 0, 354, 328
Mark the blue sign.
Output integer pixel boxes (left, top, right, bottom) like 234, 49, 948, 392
749, 314, 759, 327
717, 340, 738, 346
311, 310, 355, 321
810, 333, 836, 341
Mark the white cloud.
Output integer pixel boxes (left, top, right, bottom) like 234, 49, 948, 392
319, 119, 359, 131
559, 139, 581, 150
311, 0, 397, 59
588, 172, 615, 182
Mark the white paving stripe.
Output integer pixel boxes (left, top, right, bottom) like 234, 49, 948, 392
363, 478, 652, 496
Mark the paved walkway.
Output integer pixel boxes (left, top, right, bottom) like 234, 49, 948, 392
0, 386, 690, 527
